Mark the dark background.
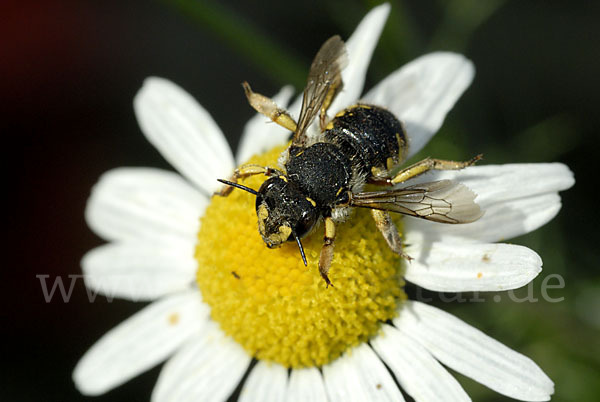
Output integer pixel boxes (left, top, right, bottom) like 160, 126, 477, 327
4, 0, 599, 401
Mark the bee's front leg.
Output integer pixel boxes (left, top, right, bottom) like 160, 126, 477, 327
215, 164, 279, 196
243, 82, 297, 133
371, 209, 412, 261
318, 216, 336, 288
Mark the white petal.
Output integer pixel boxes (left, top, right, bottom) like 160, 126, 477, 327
85, 167, 205, 246
323, 343, 404, 402
404, 163, 574, 242
328, 3, 391, 114
81, 243, 196, 301
371, 324, 469, 402
404, 163, 574, 205
73, 290, 208, 396
286, 367, 328, 402
239, 361, 288, 402
152, 321, 251, 402
404, 242, 542, 292
364, 53, 474, 158
395, 301, 554, 401
236, 86, 295, 164
405, 192, 563, 244
134, 77, 235, 194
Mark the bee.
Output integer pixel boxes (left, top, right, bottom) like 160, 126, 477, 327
217, 35, 483, 286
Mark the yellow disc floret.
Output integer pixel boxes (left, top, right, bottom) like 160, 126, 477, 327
195, 145, 406, 368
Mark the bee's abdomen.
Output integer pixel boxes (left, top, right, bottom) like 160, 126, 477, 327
285, 143, 352, 207
324, 105, 407, 178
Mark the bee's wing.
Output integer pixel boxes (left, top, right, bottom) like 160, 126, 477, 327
293, 35, 348, 147
351, 180, 483, 224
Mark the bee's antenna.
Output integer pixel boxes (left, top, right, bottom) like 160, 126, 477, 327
217, 179, 259, 196
293, 232, 308, 266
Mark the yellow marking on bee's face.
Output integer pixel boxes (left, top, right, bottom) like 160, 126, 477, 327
257, 203, 268, 235
356, 104, 372, 110
336, 187, 343, 196
268, 224, 292, 245
279, 175, 287, 182
295, 150, 304, 157
325, 121, 334, 130
306, 197, 317, 207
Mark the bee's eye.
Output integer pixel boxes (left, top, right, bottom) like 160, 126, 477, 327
295, 209, 318, 238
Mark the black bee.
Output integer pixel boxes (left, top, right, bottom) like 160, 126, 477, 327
218, 36, 483, 286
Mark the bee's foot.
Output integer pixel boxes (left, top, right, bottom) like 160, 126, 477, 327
214, 189, 231, 197
399, 252, 413, 262
321, 273, 334, 288
469, 154, 484, 165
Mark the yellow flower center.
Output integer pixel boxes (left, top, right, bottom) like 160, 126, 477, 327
195, 145, 406, 368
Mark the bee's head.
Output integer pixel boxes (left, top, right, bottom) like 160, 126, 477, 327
217, 176, 319, 265
255, 176, 319, 263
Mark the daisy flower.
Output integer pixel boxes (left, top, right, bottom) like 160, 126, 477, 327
74, 4, 574, 401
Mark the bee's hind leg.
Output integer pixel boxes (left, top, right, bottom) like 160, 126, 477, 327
371, 209, 412, 261
391, 154, 482, 185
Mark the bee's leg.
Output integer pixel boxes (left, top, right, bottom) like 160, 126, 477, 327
318, 216, 336, 288
371, 210, 412, 261
367, 178, 393, 186
366, 161, 399, 186
216, 164, 278, 196
390, 154, 482, 185
319, 82, 343, 131
243, 82, 297, 133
